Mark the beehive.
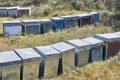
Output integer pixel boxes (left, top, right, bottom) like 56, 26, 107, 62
95, 33, 120, 59
35, 46, 61, 78
22, 20, 41, 34
67, 39, 91, 67
18, 7, 31, 17
2, 21, 22, 37
0, 51, 21, 80
82, 37, 104, 62
7, 6, 19, 17
0, 7, 8, 17
15, 48, 41, 80
76, 13, 92, 27
51, 42, 75, 74
40, 19, 52, 34
90, 12, 100, 23
60, 15, 77, 28
51, 17, 64, 31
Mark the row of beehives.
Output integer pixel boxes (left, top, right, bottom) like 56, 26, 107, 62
2, 12, 99, 37
0, 6, 31, 17
0, 32, 120, 80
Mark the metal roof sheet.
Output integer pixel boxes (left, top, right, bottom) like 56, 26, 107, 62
15, 48, 41, 61
95, 33, 120, 42
51, 42, 75, 52
81, 37, 104, 46
67, 39, 91, 48
35, 46, 60, 57
0, 51, 21, 66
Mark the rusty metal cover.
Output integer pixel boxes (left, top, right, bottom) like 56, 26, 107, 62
107, 41, 120, 58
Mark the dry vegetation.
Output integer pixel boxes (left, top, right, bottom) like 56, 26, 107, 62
0, 0, 120, 80
52, 52, 120, 80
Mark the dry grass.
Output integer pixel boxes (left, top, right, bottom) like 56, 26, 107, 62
52, 52, 120, 80
0, 0, 119, 80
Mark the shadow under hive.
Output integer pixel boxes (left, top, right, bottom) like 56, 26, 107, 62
22, 20, 41, 34
51, 17, 64, 31
2, 21, 22, 37
40, 19, 52, 34
82, 37, 104, 62
51, 42, 75, 74
60, 15, 77, 29
67, 39, 91, 67
0, 51, 21, 80
15, 48, 41, 80
95, 33, 120, 59
76, 13, 92, 27
35, 46, 61, 78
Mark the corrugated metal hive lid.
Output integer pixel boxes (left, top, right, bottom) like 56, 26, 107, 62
15, 48, 41, 60
114, 32, 120, 35
40, 19, 51, 23
81, 37, 104, 46
51, 17, 63, 20
60, 15, 77, 19
95, 33, 120, 42
67, 39, 91, 48
3, 21, 21, 24
0, 51, 21, 65
76, 13, 92, 17
0, 7, 7, 9
51, 42, 75, 52
22, 20, 40, 23
22, 20, 40, 25
35, 46, 60, 56
7, 6, 20, 9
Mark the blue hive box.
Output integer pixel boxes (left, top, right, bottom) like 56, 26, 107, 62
2, 21, 22, 37
40, 19, 52, 34
82, 37, 104, 62
90, 12, 100, 23
51, 17, 64, 31
22, 20, 41, 34
0, 7, 8, 17
76, 13, 92, 26
60, 15, 77, 29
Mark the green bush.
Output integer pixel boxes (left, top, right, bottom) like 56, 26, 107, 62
72, 1, 85, 11
100, 11, 112, 26
95, 2, 106, 10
